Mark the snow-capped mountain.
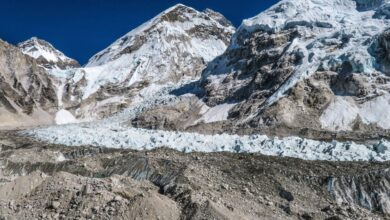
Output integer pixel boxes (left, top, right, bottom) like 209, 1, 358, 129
60, 4, 235, 120
18, 37, 82, 125
188, 0, 390, 138
0, 39, 58, 128
18, 37, 80, 70
86, 4, 234, 68
14, 3, 390, 218
14, 10, 390, 220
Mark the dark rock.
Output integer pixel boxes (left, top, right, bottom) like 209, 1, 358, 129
325, 216, 343, 220
279, 189, 294, 202
300, 213, 313, 220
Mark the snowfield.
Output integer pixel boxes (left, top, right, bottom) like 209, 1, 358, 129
55, 109, 78, 125
320, 95, 390, 131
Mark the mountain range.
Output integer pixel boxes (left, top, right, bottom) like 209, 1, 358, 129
132, 0, 390, 141
3, 0, 390, 218
1, 0, 389, 141
0, 4, 234, 127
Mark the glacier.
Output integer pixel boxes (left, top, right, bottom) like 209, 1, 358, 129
22, 118, 390, 162
22, 83, 390, 162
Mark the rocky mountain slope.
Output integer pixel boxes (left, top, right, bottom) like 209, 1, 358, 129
0, 39, 58, 128
0, 4, 234, 127
132, 0, 390, 140
200, 0, 390, 135
58, 4, 235, 120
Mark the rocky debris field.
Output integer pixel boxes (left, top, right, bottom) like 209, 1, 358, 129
0, 131, 388, 219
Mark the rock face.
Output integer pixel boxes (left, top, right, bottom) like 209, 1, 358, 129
328, 169, 390, 215
144, 0, 390, 139
18, 37, 80, 70
0, 39, 58, 128
60, 4, 235, 120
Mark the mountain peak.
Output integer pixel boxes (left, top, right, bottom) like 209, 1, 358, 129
86, 4, 235, 67
166, 3, 190, 10
159, 4, 200, 23
67, 5, 235, 118
163, 3, 195, 13
244, 0, 390, 32
20, 37, 59, 55
18, 37, 80, 70
29, 36, 39, 41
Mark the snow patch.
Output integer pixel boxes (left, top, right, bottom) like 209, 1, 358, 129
55, 110, 78, 125
55, 153, 67, 162
359, 94, 390, 129
320, 94, 390, 131
197, 103, 236, 123
320, 97, 360, 131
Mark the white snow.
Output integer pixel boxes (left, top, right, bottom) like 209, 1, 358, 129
359, 94, 390, 129
189, 38, 228, 63
18, 37, 75, 64
320, 97, 360, 131
321, 94, 390, 131
86, 4, 234, 67
197, 103, 236, 123
55, 152, 67, 162
55, 109, 78, 125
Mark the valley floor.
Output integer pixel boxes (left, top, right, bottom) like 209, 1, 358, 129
0, 131, 389, 219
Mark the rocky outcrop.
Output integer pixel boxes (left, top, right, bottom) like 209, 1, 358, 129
0, 39, 58, 128
327, 169, 390, 215
201, 28, 301, 106
131, 96, 205, 130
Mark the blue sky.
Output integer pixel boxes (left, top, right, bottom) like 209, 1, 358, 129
0, 0, 278, 64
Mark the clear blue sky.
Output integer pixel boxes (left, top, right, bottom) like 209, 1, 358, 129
0, 0, 278, 64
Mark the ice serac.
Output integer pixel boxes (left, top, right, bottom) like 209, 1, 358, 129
0, 39, 58, 128
18, 37, 80, 70
62, 4, 235, 120
195, 0, 390, 138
